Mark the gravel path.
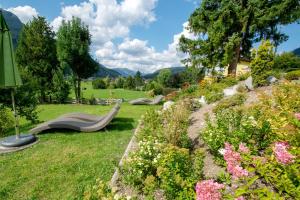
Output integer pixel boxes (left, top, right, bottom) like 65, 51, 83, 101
188, 102, 225, 179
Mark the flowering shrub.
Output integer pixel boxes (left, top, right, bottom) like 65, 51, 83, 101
196, 180, 224, 200
273, 142, 295, 164
138, 100, 192, 148
202, 108, 274, 158
214, 142, 299, 199
121, 137, 163, 189
224, 143, 248, 179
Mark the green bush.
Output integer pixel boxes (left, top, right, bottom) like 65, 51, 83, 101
285, 70, 300, 80
205, 92, 224, 104
237, 72, 250, 81
92, 78, 107, 89
0, 106, 14, 136
156, 145, 195, 200
274, 52, 300, 71
202, 108, 274, 158
52, 69, 71, 103
250, 40, 275, 87
213, 93, 246, 113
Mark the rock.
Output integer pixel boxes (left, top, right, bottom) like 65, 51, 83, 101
223, 84, 239, 97
163, 101, 175, 110
267, 76, 278, 84
198, 96, 207, 105
245, 76, 254, 90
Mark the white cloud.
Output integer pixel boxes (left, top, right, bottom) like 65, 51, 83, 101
7, 5, 38, 23
13, 0, 196, 73
95, 22, 196, 73
51, 0, 157, 46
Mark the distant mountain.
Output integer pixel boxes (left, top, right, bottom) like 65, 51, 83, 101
94, 63, 121, 78
114, 68, 137, 77
292, 47, 300, 56
144, 67, 186, 79
1, 9, 23, 48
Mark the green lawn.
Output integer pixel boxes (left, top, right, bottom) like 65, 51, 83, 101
70, 81, 149, 100
0, 103, 159, 200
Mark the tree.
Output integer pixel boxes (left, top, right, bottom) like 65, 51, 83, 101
250, 40, 275, 87
180, 0, 300, 76
157, 69, 172, 87
57, 17, 97, 103
52, 69, 71, 103
124, 76, 135, 90
16, 16, 58, 102
92, 78, 107, 89
115, 77, 125, 88
134, 71, 144, 88
274, 52, 300, 71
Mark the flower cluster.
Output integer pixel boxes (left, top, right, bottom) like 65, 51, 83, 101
224, 143, 249, 178
239, 143, 250, 154
196, 180, 224, 200
295, 113, 300, 121
273, 142, 295, 165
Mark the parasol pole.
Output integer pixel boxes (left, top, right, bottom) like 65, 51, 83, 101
11, 88, 20, 139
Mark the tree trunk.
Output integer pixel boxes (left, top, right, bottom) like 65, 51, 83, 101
77, 76, 81, 104
228, 46, 241, 77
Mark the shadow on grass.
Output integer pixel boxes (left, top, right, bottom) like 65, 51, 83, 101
34, 117, 135, 135
106, 117, 134, 131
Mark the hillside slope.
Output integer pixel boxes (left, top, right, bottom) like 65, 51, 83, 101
1, 9, 23, 48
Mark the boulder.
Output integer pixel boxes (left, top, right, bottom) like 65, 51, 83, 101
245, 76, 254, 90
223, 84, 239, 97
198, 96, 207, 105
163, 101, 175, 110
267, 76, 278, 84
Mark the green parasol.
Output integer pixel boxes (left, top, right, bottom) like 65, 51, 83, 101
0, 10, 36, 148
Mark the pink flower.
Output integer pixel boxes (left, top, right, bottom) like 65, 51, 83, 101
295, 113, 300, 121
273, 142, 295, 165
224, 143, 241, 165
235, 196, 245, 200
196, 180, 224, 200
239, 143, 249, 154
224, 143, 249, 178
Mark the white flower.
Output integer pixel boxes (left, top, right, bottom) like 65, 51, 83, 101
218, 148, 226, 155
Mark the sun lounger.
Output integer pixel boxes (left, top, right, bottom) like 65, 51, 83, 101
129, 95, 164, 105
29, 102, 121, 134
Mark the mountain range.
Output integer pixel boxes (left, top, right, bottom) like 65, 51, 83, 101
292, 47, 300, 56
113, 68, 137, 77
1, 9, 23, 48
143, 67, 186, 79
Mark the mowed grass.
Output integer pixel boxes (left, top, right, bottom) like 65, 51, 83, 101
70, 81, 149, 100
0, 103, 160, 200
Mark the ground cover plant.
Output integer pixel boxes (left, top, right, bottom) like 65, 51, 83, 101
199, 81, 300, 199
119, 101, 205, 199
0, 102, 159, 200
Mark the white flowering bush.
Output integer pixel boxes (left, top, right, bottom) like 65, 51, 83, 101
121, 137, 163, 190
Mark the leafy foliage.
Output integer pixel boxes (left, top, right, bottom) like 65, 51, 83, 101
51, 69, 71, 103
274, 52, 300, 71
250, 40, 275, 87
285, 69, 300, 80
92, 78, 107, 89
57, 17, 97, 103
0, 106, 14, 136
16, 16, 58, 102
179, 0, 300, 76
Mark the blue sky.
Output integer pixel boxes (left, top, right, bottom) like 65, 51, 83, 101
1, 0, 300, 72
